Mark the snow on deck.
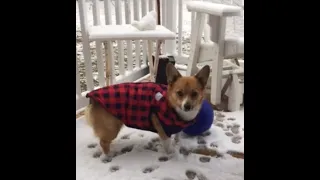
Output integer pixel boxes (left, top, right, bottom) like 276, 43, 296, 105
76, 110, 244, 180
179, 110, 244, 154
89, 25, 176, 41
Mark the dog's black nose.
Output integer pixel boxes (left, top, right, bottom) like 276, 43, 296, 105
184, 103, 192, 111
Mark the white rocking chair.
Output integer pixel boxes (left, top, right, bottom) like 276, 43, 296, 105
186, 1, 244, 111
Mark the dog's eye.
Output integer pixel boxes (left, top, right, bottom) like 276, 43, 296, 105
191, 91, 198, 98
176, 91, 183, 97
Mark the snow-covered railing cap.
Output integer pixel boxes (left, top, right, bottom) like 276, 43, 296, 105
186, 1, 242, 17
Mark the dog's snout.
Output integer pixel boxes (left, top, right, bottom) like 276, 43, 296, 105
184, 103, 192, 111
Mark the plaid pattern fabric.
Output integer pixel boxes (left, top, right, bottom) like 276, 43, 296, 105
86, 82, 196, 137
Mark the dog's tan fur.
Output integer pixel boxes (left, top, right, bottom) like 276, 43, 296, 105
85, 63, 210, 156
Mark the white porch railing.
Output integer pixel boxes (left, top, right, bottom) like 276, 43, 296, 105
76, 0, 244, 112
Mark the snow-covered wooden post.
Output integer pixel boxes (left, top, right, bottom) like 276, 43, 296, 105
78, 0, 94, 91
186, 1, 241, 105
76, 46, 81, 111
164, 0, 177, 56
92, 0, 105, 87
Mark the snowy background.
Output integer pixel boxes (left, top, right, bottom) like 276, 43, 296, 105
76, 0, 244, 92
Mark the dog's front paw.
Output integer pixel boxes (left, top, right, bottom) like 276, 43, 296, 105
162, 138, 175, 154
101, 154, 113, 163
165, 144, 175, 154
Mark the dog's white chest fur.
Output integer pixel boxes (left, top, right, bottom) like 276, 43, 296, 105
176, 97, 200, 121
175, 107, 199, 121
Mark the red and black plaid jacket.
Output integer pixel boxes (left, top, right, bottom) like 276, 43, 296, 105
86, 82, 196, 137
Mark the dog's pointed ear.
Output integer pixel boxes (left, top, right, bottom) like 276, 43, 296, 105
166, 63, 181, 85
194, 65, 210, 89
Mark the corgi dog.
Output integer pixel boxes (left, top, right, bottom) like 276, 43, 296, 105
85, 63, 210, 161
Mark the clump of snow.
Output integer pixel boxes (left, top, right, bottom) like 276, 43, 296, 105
131, 10, 157, 31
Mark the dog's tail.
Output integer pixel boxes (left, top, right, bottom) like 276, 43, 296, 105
84, 103, 94, 128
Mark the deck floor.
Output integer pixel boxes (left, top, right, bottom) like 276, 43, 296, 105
76, 110, 244, 180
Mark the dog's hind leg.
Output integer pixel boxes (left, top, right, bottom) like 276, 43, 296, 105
85, 100, 123, 162
99, 116, 123, 163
